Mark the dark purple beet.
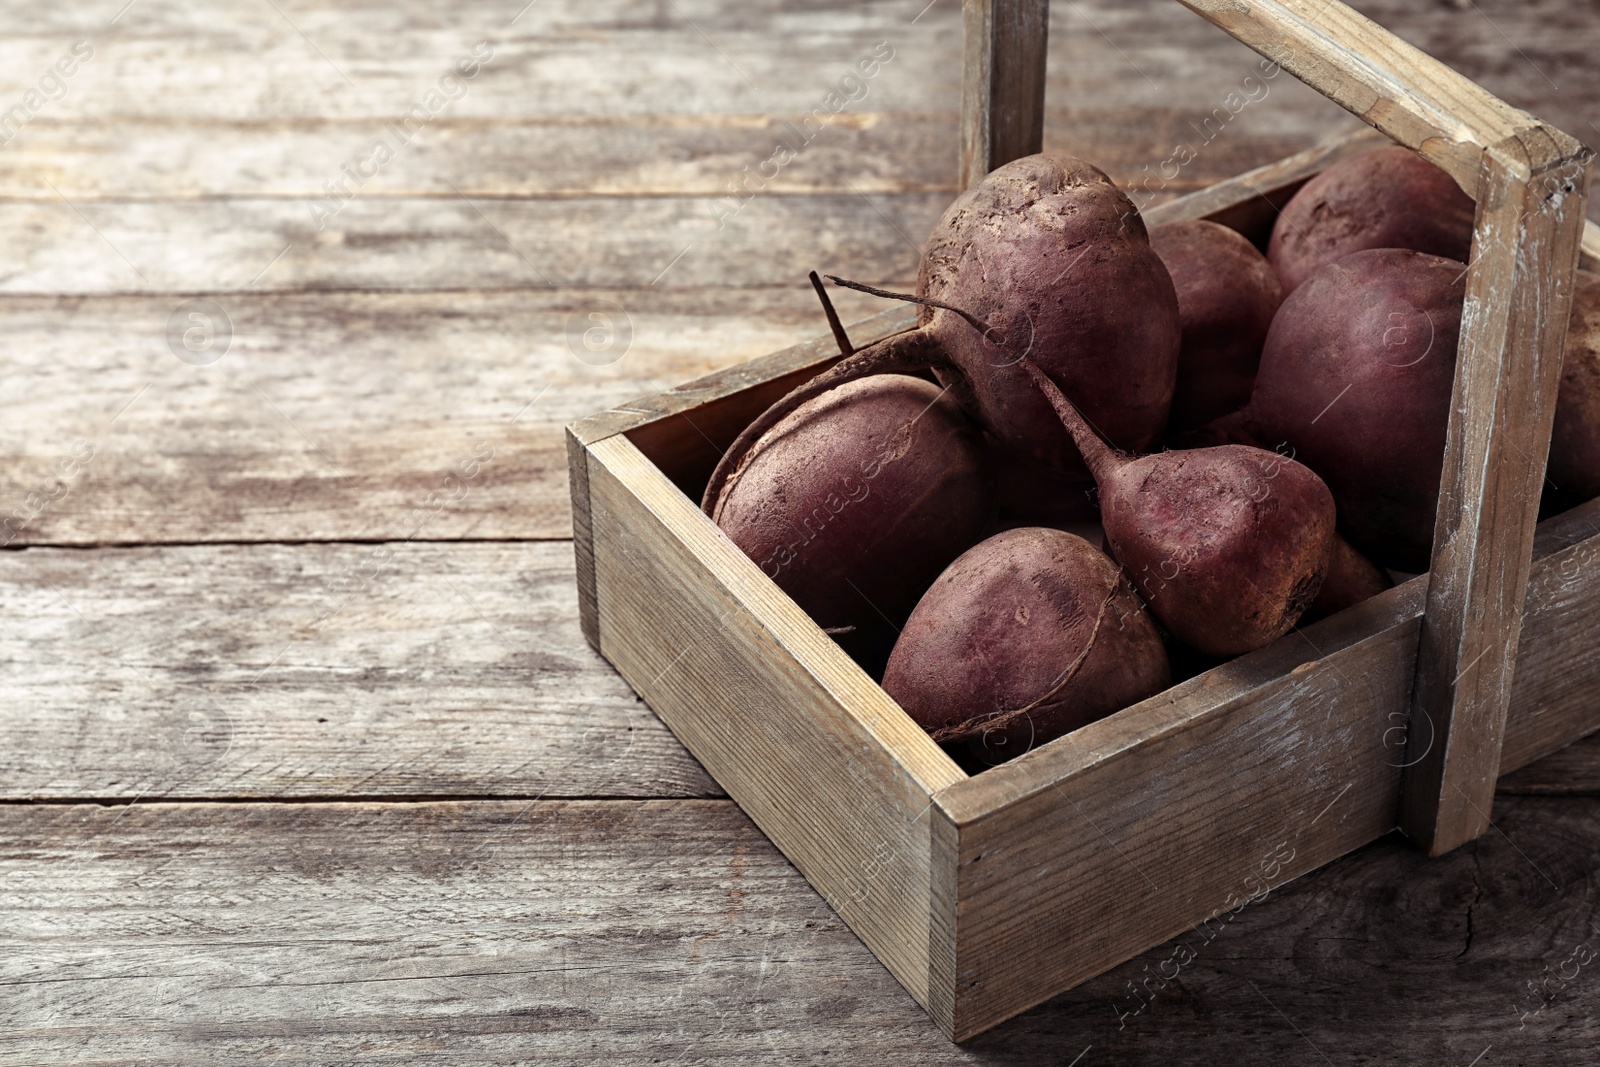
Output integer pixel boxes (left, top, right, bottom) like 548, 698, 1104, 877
1549, 270, 1600, 505
883, 527, 1169, 765
1242, 247, 1467, 572
1268, 146, 1475, 294
1151, 219, 1284, 437
709, 373, 992, 664
1024, 363, 1336, 657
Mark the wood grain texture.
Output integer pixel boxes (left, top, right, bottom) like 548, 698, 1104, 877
566, 426, 600, 649
5, 796, 1599, 1063
0, 194, 951, 295
0, 288, 894, 547
0, 111, 1347, 201
0, 540, 718, 801
1499, 496, 1600, 776
585, 432, 965, 1014
1499, 732, 1600, 795
5, 0, 1600, 1058
5, 494, 1588, 811
961, 0, 1050, 189
1403, 137, 1594, 855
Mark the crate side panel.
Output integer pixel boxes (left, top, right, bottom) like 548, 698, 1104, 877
941, 620, 1416, 1039
1504, 497, 1600, 771
565, 425, 599, 650
584, 433, 963, 1008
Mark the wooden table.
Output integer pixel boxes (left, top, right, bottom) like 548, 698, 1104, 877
3, 1, 1598, 1061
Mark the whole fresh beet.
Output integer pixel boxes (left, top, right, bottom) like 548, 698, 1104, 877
708, 374, 991, 666
883, 527, 1169, 765
1304, 534, 1394, 623
1549, 270, 1600, 505
1151, 219, 1284, 437
1024, 363, 1336, 657
919, 154, 1182, 473
702, 154, 1180, 511
1268, 146, 1476, 294
1244, 248, 1467, 572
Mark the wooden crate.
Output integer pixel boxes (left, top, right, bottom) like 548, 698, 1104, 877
567, 0, 1600, 1041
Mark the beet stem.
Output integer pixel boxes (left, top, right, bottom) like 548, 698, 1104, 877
823, 275, 1004, 345
808, 271, 854, 356
1019, 360, 1123, 483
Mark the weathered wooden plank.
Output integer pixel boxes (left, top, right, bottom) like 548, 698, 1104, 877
0, 541, 718, 800
961, 0, 1050, 188
0, 288, 892, 546
1499, 496, 1600, 775
0, 112, 1353, 201
0, 0, 1335, 125
2, 0, 1589, 128
2, 796, 1598, 1063
1027, 796, 1600, 1063
0, 193, 949, 295
1499, 732, 1600, 794
2, 495, 1590, 807
585, 431, 964, 1014
1402, 136, 1593, 855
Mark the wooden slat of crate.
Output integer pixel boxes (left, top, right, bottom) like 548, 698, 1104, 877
583, 432, 965, 1011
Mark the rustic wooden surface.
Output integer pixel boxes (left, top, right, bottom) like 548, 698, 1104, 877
3, 0, 1599, 1060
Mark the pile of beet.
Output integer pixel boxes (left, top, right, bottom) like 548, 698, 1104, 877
701, 147, 1600, 769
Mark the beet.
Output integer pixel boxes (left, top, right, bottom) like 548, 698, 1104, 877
1023, 363, 1336, 657
1549, 270, 1600, 505
1304, 534, 1394, 623
882, 527, 1169, 765
707, 374, 991, 666
1268, 146, 1476, 294
1151, 219, 1284, 437
1242, 247, 1467, 572
702, 153, 1180, 513
918, 155, 1181, 474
